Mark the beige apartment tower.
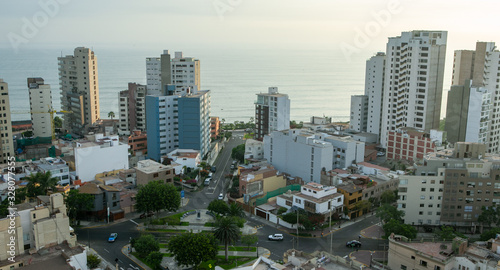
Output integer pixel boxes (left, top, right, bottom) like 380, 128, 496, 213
58, 47, 100, 135
0, 79, 14, 164
28, 77, 52, 138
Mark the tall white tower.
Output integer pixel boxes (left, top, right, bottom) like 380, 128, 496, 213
28, 77, 52, 138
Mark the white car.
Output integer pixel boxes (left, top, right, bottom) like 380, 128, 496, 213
218, 193, 224, 200
268, 234, 284, 241
377, 152, 385, 157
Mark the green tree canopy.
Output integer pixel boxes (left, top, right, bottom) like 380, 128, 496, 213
241, 234, 258, 251
434, 226, 465, 241
146, 251, 163, 270
54, 116, 63, 129
168, 232, 218, 267
64, 189, 93, 225
231, 144, 245, 163
87, 254, 101, 269
376, 204, 404, 223
380, 189, 397, 204
477, 205, 500, 228
214, 216, 241, 262
208, 199, 229, 216
134, 234, 160, 258
382, 219, 417, 239
227, 203, 245, 218
136, 181, 181, 216
26, 171, 59, 198
108, 111, 115, 119
480, 227, 500, 241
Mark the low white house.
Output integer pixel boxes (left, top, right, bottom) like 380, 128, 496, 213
357, 162, 390, 176
75, 134, 129, 183
244, 139, 264, 160
164, 149, 201, 174
277, 182, 344, 216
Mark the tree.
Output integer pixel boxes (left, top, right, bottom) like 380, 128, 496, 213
382, 219, 417, 239
136, 181, 181, 216
87, 254, 101, 269
146, 251, 163, 270
477, 205, 500, 228
26, 171, 59, 198
434, 226, 464, 241
227, 203, 245, 218
376, 204, 404, 223
231, 144, 245, 163
354, 200, 372, 214
54, 116, 63, 128
214, 216, 241, 262
480, 227, 500, 241
134, 234, 160, 258
281, 212, 298, 224
168, 232, 218, 267
64, 189, 93, 225
241, 234, 258, 251
208, 199, 229, 216
380, 189, 397, 204
108, 111, 115, 120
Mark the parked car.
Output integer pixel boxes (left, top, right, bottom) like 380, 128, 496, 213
218, 193, 224, 200
211, 166, 217, 173
346, 240, 362, 248
108, 233, 118, 243
268, 234, 284, 241
204, 178, 211, 186
377, 151, 385, 157
139, 212, 154, 219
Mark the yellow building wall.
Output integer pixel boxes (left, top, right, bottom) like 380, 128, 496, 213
0, 216, 24, 261
262, 175, 286, 193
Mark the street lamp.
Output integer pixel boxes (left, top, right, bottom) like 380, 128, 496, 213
370, 251, 374, 267
329, 199, 335, 255
256, 242, 259, 258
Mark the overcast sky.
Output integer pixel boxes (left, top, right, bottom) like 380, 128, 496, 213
1, 0, 499, 53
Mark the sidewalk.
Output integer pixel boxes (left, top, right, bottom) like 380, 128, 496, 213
248, 211, 377, 238
122, 244, 271, 270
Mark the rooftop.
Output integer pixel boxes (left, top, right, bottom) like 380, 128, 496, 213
136, 160, 174, 173
295, 192, 342, 204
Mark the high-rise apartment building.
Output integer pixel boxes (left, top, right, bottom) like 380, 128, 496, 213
146, 50, 200, 95
178, 90, 211, 157
58, 47, 100, 135
255, 87, 290, 140
0, 79, 14, 164
452, 42, 500, 153
118, 83, 147, 136
445, 80, 491, 145
28, 77, 52, 138
349, 52, 385, 138
379, 31, 447, 148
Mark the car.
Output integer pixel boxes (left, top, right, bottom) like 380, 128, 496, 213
218, 193, 224, 200
204, 178, 211, 186
139, 212, 154, 219
268, 234, 284, 241
211, 166, 217, 173
108, 233, 118, 243
377, 151, 386, 157
346, 240, 362, 248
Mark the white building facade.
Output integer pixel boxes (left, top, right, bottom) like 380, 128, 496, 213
255, 87, 290, 140
349, 95, 368, 132
276, 182, 344, 215
380, 31, 447, 148
28, 77, 52, 138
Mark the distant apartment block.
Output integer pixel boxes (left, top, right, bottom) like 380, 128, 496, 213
380, 31, 447, 148
255, 87, 290, 140
386, 128, 443, 162
28, 77, 52, 138
118, 83, 147, 136
23, 157, 70, 185
177, 90, 211, 157
74, 134, 129, 183
58, 47, 100, 135
264, 129, 364, 182
146, 50, 200, 95
244, 139, 264, 160
0, 79, 14, 164
349, 95, 368, 132
445, 80, 490, 145
210, 116, 220, 139
397, 143, 500, 228
452, 42, 500, 153
127, 130, 147, 156
135, 159, 175, 186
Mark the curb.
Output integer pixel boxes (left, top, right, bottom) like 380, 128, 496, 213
360, 223, 384, 240
348, 251, 369, 268
121, 244, 148, 270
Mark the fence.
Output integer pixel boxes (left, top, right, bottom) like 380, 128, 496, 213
255, 184, 301, 206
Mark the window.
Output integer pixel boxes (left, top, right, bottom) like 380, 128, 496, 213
420, 260, 428, 267
420, 195, 425, 200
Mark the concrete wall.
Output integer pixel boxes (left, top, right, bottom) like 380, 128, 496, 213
75, 143, 129, 183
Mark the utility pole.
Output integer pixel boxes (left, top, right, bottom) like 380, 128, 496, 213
296, 209, 299, 249
330, 199, 333, 255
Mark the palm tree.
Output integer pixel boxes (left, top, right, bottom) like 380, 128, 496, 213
228, 203, 245, 218
108, 111, 115, 120
26, 171, 59, 198
214, 216, 240, 262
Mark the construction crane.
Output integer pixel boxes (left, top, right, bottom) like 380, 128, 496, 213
11, 106, 71, 140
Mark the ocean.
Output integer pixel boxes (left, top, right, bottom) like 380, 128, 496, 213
0, 46, 367, 123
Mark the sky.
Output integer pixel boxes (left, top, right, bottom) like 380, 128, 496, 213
1, 0, 499, 53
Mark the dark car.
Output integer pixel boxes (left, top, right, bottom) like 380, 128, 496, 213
140, 212, 154, 219
346, 240, 362, 248
211, 166, 216, 173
